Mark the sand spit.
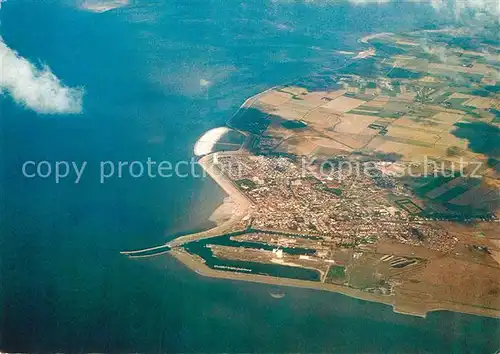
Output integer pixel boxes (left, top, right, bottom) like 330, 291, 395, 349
194, 127, 231, 156
359, 32, 393, 44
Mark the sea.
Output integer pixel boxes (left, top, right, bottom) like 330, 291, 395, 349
1, 0, 499, 352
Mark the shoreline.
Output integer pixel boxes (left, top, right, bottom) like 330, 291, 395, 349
194, 127, 231, 156
121, 35, 500, 318
120, 151, 252, 256
121, 85, 273, 256
120, 99, 500, 319
169, 247, 500, 320
167, 152, 252, 248
169, 247, 395, 309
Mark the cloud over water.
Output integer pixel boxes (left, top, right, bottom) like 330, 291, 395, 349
0, 37, 84, 114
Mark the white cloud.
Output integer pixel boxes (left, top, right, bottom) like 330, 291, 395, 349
78, 0, 129, 13
0, 37, 84, 114
435, 0, 500, 14
428, 0, 500, 20
275, 0, 500, 19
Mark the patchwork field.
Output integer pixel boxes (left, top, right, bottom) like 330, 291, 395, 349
228, 28, 500, 220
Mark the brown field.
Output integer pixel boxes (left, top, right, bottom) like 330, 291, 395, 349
323, 95, 366, 112
312, 145, 353, 156
449, 180, 500, 209
364, 96, 390, 108
265, 123, 298, 139
385, 125, 440, 144
426, 105, 468, 115
431, 112, 465, 124
323, 89, 347, 100
399, 258, 500, 310
299, 91, 332, 105
490, 240, 500, 266
365, 137, 445, 161
397, 92, 417, 102
321, 131, 374, 150
308, 136, 354, 152
334, 113, 380, 134
274, 136, 318, 155
429, 62, 496, 76
301, 109, 341, 126
280, 86, 308, 96
364, 88, 380, 95
465, 96, 499, 109
419, 76, 440, 83
391, 117, 449, 134
258, 90, 292, 106
272, 106, 311, 121
448, 93, 475, 100
435, 131, 470, 149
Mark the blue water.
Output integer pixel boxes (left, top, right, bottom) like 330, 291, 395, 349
1, 0, 499, 352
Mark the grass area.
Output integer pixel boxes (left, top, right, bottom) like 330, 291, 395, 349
344, 93, 375, 101
435, 185, 470, 203
414, 175, 458, 196
413, 51, 439, 61
378, 111, 404, 119
368, 123, 387, 130
357, 105, 383, 112
348, 110, 381, 117
323, 186, 343, 196
370, 40, 407, 56
490, 109, 500, 123
327, 265, 346, 279
292, 75, 341, 92
460, 73, 484, 84
340, 58, 380, 78
484, 85, 500, 93
432, 91, 453, 104
229, 108, 270, 134
235, 179, 257, 190
446, 97, 468, 107
470, 89, 491, 97
443, 97, 481, 117
408, 108, 439, 118
420, 203, 495, 221
395, 199, 423, 214
386, 68, 423, 79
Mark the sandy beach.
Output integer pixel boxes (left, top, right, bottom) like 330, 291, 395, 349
167, 152, 252, 247
121, 151, 252, 256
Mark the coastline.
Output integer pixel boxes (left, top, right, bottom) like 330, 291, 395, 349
122, 148, 500, 319
168, 247, 396, 310
120, 34, 500, 319
120, 151, 252, 256
166, 152, 252, 247
169, 247, 500, 320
